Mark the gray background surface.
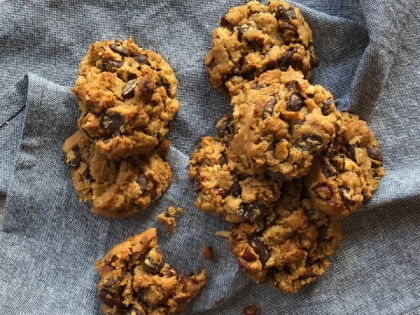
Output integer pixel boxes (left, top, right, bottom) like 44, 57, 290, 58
0, 0, 419, 314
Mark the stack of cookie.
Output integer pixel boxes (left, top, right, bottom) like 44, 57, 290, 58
63, 38, 179, 218
190, 0, 385, 293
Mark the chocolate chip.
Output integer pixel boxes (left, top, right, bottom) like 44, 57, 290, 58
219, 154, 228, 166
111, 255, 118, 262
122, 79, 137, 98
65, 147, 81, 168
216, 116, 234, 138
165, 268, 178, 278
102, 58, 123, 71
277, 6, 297, 19
287, 80, 298, 90
263, 99, 277, 118
348, 144, 357, 160
140, 77, 155, 96
104, 277, 117, 287
296, 134, 323, 153
317, 225, 330, 242
367, 147, 383, 162
110, 41, 130, 56
220, 15, 231, 27
287, 92, 305, 111
321, 99, 333, 115
239, 203, 262, 222
193, 173, 201, 192
314, 184, 333, 200
237, 26, 244, 42
98, 289, 124, 308
249, 235, 270, 265
137, 174, 148, 193
243, 305, 260, 315
265, 170, 286, 182
279, 21, 298, 33
230, 181, 241, 198
144, 248, 164, 274
101, 264, 114, 274
339, 186, 350, 201
133, 54, 150, 66
82, 166, 94, 182
283, 264, 292, 274
251, 83, 267, 90
309, 45, 320, 67
278, 48, 297, 70
101, 114, 123, 133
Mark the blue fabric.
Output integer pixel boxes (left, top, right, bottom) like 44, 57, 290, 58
0, 0, 419, 314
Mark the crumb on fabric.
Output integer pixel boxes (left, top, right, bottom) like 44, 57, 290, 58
215, 230, 230, 238
243, 305, 260, 315
157, 206, 184, 232
202, 245, 214, 260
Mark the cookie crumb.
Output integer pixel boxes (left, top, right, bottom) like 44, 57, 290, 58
202, 245, 214, 260
243, 305, 260, 315
215, 230, 230, 238
157, 206, 184, 232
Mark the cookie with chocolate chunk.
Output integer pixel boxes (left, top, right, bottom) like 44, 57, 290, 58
305, 113, 385, 218
95, 228, 206, 314
224, 69, 340, 181
63, 130, 172, 218
205, 0, 318, 94
189, 136, 281, 223
229, 180, 342, 293
73, 38, 179, 159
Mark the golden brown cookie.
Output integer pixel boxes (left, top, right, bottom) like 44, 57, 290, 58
205, 0, 318, 94
223, 69, 340, 181
305, 113, 386, 218
73, 38, 180, 160
189, 136, 281, 223
95, 228, 206, 314
229, 181, 342, 293
63, 130, 172, 218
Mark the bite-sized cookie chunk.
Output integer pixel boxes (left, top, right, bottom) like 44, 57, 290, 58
205, 0, 318, 93
63, 130, 172, 218
95, 228, 206, 314
305, 113, 385, 218
73, 38, 180, 159
189, 136, 281, 223
229, 181, 342, 293
222, 69, 340, 181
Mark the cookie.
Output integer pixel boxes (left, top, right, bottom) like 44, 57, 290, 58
204, 0, 318, 94
222, 69, 340, 181
229, 180, 342, 293
305, 113, 386, 218
189, 136, 281, 223
73, 38, 180, 160
95, 228, 206, 315
63, 130, 172, 218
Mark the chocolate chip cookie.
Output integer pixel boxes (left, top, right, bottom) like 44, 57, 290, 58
305, 113, 386, 218
205, 0, 318, 94
229, 180, 342, 293
189, 136, 281, 223
95, 228, 206, 314
63, 130, 172, 218
73, 38, 180, 160
223, 69, 340, 181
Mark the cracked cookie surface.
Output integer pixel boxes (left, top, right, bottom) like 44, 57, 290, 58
223, 69, 340, 181
228, 180, 342, 293
73, 38, 180, 160
205, 0, 318, 94
95, 228, 206, 314
63, 130, 172, 218
189, 136, 281, 223
305, 113, 386, 218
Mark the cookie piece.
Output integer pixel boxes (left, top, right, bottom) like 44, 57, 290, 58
205, 0, 318, 94
229, 180, 342, 293
223, 69, 340, 181
95, 228, 206, 315
305, 113, 386, 218
189, 136, 281, 223
73, 38, 180, 159
63, 130, 172, 218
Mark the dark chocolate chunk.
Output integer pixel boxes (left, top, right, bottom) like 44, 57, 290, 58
110, 41, 130, 56
66, 147, 81, 168
219, 154, 228, 166
98, 289, 124, 308
102, 58, 123, 70
367, 147, 383, 162
265, 170, 286, 182
263, 99, 277, 118
287, 92, 305, 111
279, 21, 298, 33
144, 248, 164, 274
193, 173, 201, 192
249, 235, 270, 265
216, 116, 234, 138
137, 174, 148, 193
133, 54, 150, 66
296, 134, 323, 153
237, 26, 244, 42
277, 6, 297, 20
122, 79, 138, 98
251, 83, 267, 90
101, 114, 124, 133
321, 99, 333, 115
317, 225, 330, 242
278, 48, 297, 70
230, 181, 241, 198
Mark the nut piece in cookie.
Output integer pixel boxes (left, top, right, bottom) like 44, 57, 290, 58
205, 0, 317, 93
189, 136, 281, 223
63, 132, 172, 218
305, 113, 386, 218
225, 69, 341, 181
229, 181, 342, 293
95, 228, 206, 314
73, 38, 180, 159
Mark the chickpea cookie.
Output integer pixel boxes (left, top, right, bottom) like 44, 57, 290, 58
222, 69, 340, 181
229, 180, 342, 293
95, 228, 206, 314
73, 38, 180, 160
63, 130, 172, 218
189, 136, 281, 223
205, 0, 318, 94
305, 113, 386, 218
